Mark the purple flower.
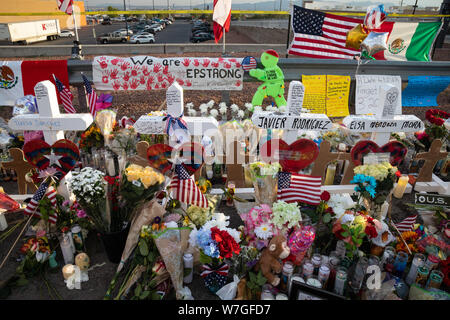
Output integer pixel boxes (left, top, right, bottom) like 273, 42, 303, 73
76, 210, 87, 218
95, 93, 113, 112
62, 200, 70, 207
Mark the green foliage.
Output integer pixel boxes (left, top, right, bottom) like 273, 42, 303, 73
247, 271, 267, 297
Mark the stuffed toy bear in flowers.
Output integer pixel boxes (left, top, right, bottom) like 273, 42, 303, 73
255, 235, 290, 286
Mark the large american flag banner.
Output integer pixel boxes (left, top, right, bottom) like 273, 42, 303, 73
277, 172, 322, 205
168, 164, 208, 208
81, 73, 98, 118
24, 183, 58, 224
288, 5, 362, 59
53, 74, 76, 114
57, 0, 73, 15
394, 215, 417, 233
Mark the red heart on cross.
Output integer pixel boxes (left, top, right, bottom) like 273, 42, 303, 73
261, 139, 319, 172
147, 142, 205, 176
350, 140, 408, 166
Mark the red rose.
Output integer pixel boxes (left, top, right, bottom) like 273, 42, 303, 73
365, 225, 378, 239
210, 227, 240, 259
326, 207, 334, 215
434, 117, 445, 126
320, 191, 330, 201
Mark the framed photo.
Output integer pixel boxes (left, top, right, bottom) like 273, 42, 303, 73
289, 279, 347, 300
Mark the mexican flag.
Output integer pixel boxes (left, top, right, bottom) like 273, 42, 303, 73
0, 60, 69, 106
372, 21, 442, 61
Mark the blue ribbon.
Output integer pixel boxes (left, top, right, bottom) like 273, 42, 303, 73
163, 114, 189, 138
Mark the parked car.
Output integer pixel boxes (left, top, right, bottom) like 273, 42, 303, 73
130, 34, 155, 44
149, 24, 163, 32
115, 28, 133, 36
192, 29, 213, 37
59, 29, 75, 37
142, 26, 156, 34
137, 31, 154, 37
192, 25, 211, 33
102, 17, 112, 25
190, 32, 214, 43
97, 32, 128, 44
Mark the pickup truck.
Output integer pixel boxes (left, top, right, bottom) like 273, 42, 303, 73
97, 32, 128, 44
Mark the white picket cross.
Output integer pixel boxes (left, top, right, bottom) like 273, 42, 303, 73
8, 80, 93, 199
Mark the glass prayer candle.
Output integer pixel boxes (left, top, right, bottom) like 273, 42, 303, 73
281, 262, 294, 291
226, 181, 235, 207
318, 264, 330, 287
334, 267, 347, 296
324, 163, 336, 185
349, 257, 368, 293
0, 209, 8, 232
289, 274, 304, 296
415, 266, 430, 287
425, 255, 440, 271
321, 255, 329, 266
183, 253, 194, 284
406, 253, 425, 285
60, 234, 74, 265
306, 276, 322, 289
393, 175, 409, 199
302, 260, 314, 279
368, 255, 380, 267
426, 270, 444, 289
336, 240, 346, 258
381, 246, 396, 272
311, 253, 322, 275
394, 251, 408, 276
261, 289, 275, 300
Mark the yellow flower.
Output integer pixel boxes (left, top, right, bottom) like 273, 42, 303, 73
126, 170, 141, 182
182, 216, 190, 227
353, 215, 366, 227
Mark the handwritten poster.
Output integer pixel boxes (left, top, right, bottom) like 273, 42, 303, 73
402, 76, 450, 107
302, 75, 326, 114
355, 75, 402, 115
326, 75, 350, 117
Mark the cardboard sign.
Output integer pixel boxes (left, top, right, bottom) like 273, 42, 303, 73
402, 76, 450, 107
251, 112, 332, 131
363, 153, 390, 165
326, 75, 350, 117
286, 81, 305, 115
92, 56, 244, 91
355, 75, 402, 115
302, 75, 326, 114
415, 193, 450, 207
343, 115, 423, 133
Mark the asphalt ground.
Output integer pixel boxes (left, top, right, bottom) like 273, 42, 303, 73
0, 20, 192, 46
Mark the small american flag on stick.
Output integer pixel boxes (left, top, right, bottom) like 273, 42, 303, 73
81, 73, 98, 118
57, 0, 73, 15
53, 74, 76, 114
24, 183, 58, 224
169, 164, 208, 208
394, 215, 417, 233
277, 172, 322, 205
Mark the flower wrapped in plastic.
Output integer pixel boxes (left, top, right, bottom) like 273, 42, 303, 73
247, 162, 281, 206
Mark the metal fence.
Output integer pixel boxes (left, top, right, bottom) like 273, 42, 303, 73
67, 57, 450, 113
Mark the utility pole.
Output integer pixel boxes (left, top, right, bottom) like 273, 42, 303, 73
123, 0, 129, 38
412, 0, 419, 14
279, 0, 283, 11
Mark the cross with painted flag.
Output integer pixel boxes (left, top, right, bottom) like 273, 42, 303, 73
57, 0, 73, 15
168, 164, 208, 208
81, 73, 98, 118
277, 172, 322, 205
241, 56, 257, 72
24, 182, 58, 224
53, 74, 76, 114
394, 215, 417, 233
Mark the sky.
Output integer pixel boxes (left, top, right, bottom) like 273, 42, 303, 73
83, 0, 444, 9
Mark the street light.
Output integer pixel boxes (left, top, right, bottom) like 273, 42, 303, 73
123, 0, 129, 38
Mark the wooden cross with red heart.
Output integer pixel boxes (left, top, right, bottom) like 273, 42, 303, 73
22, 139, 80, 180
146, 141, 205, 176
260, 138, 320, 172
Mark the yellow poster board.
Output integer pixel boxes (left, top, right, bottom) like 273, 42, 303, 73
302, 75, 326, 114
326, 75, 350, 117
301, 75, 350, 117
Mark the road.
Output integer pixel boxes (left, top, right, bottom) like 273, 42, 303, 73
0, 20, 192, 46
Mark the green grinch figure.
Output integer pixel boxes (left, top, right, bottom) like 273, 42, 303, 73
249, 50, 287, 108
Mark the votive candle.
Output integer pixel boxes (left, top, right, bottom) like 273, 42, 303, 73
324, 163, 337, 185
60, 234, 74, 265
393, 175, 409, 199
406, 253, 425, 285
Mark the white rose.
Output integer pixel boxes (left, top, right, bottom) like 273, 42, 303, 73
210, 109, 218, 117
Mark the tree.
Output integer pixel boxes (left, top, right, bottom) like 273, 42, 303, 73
107, 6, 119, 18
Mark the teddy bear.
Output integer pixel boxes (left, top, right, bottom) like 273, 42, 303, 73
255, 235, 291, 287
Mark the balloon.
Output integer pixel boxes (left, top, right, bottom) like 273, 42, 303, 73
364, 4, 388, 30
345, 24, 368, 50
13, 95, 38, 116
360, 32, 389, 57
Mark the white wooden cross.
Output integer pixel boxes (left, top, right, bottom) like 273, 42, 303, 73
8, 80, 93, 199
251, 81, 333, 144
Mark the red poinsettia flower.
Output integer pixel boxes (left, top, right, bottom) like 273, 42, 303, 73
320, 191, 331, 201
210, 227, 241, 259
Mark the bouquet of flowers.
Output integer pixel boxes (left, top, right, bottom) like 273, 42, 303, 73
58, 200, 92, 233
68, 167, 109, 233
414, 109, 450, 152
189, 213, 241, 293
247, 162, 281, 206
271, 200, 302, 235
352, 162, 398, 217
78, 123, 104, 153
241, 204, 274, 249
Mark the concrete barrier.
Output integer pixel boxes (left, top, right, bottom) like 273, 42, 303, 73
0, 43, 287, 58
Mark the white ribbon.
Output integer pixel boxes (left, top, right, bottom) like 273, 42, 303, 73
216, 275, 240, 300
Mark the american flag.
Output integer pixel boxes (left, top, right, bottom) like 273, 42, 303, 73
394, 215, 417, 233
82, 73, 98, 118
277, 172, 322, 205
288, 5, 362, 60
241, 56, 257, 71
53, 74, 76, 114
24, 183, 58, 224
168, 164, 208, 208
57, 0, 73, 15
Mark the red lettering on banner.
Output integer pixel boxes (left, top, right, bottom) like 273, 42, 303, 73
42, 24, 46, 30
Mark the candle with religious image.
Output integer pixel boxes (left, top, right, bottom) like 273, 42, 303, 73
60, 234, 74, 265
334, 267, 347, 295
183, 253, 194, 284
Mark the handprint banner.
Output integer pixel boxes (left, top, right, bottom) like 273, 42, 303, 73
92, 56, 244, 91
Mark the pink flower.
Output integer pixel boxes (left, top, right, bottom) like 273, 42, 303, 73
76, 210, 87, 218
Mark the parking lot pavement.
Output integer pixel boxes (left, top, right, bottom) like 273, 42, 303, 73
0, 20, 191, 46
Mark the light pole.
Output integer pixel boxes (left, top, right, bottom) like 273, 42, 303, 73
123, 0, 129, 37
279, 0, 282, 11
412, 0, 419, 14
